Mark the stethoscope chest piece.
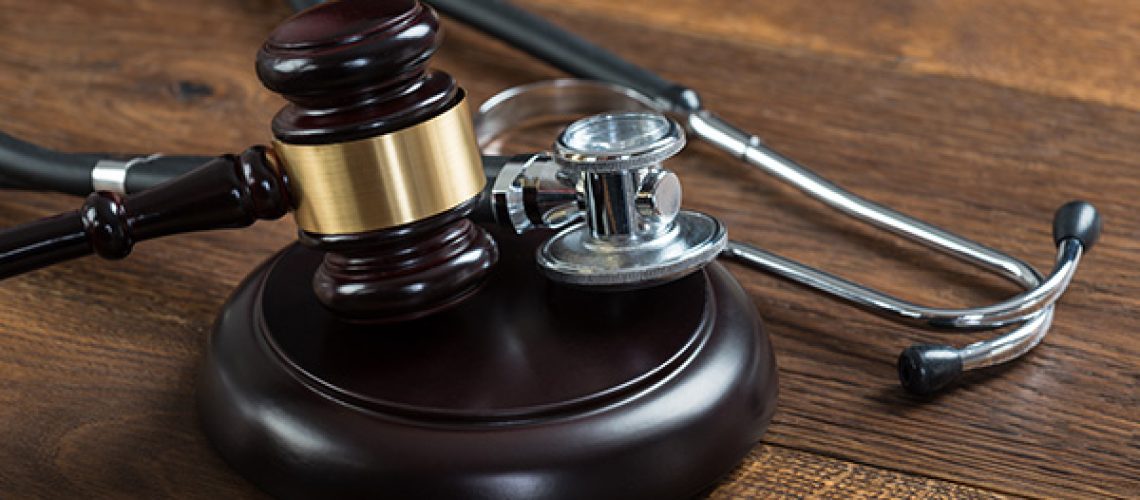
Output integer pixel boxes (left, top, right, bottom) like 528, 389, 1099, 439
536, 112, 726, 289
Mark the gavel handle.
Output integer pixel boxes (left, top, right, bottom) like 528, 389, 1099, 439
0, 147, 290, 279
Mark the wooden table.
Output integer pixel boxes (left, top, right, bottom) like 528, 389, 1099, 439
1, 0, 1137, 497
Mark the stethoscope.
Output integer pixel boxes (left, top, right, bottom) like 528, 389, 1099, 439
465, 80, 1099, 395
0, 0, 1101, 395
415, 0, 1103, 395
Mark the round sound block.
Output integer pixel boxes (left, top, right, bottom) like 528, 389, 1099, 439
197, 227, 778, 499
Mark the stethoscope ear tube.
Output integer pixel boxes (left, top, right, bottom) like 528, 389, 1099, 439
897, 201, 1101, 394
898, 201, 1100, 394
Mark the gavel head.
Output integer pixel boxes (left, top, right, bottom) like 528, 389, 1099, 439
257, 0, 484, 234
254, 0, 497, 321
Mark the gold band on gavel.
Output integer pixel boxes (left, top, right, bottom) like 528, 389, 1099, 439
272, 99, 486, 235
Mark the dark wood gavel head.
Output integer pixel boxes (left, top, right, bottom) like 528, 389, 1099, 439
258, 0, 457, 143
256, 0, 497, 321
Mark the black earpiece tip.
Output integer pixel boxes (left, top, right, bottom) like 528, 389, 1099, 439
1052, 200, 1101, 251
897, 345, 963, 395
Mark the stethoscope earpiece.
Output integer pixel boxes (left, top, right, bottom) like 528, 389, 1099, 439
898, 345, 963, 395
1053, 200, 1102, 250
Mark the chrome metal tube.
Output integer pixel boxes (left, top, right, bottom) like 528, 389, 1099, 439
721, 240, 1082, 330
959, 307, 1054, 370
689, 111, 1042, 290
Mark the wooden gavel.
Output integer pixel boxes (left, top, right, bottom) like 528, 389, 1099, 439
0, 2, 778, 497
0, 0, 498, 321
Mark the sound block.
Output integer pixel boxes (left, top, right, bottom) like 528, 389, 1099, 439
197, 228, 778, 499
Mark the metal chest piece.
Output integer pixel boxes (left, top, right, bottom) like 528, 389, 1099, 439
537, 112, 726, 289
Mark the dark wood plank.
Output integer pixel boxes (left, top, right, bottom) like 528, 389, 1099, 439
0, 0, 1136, 498
522, 0, 1140, 111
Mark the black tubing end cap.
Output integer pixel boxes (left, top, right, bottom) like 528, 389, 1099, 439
1052, 200, 1101, 251
898, 345, 963, 395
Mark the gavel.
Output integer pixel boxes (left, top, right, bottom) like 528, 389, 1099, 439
0, 1, 778, 497
0, 0, 500, 322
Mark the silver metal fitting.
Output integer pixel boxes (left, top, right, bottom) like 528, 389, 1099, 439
635, 169, 682, 231
492, 153, 581, 234
553, 112, 686, 172
91, 154, 162, 195
536, 112, 726, 289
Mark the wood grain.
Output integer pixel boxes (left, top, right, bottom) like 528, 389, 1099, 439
708, 445, 1003, 499
0, 0, 1137, 498
523, 0, 1140, 112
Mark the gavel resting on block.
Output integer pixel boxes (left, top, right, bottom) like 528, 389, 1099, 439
0, 0, 777, 497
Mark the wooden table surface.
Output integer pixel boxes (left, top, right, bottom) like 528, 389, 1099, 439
1, 0, 1137, 498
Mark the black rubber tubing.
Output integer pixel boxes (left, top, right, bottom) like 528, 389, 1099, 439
0, 130, 110, 194
0, 130, 213, 196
